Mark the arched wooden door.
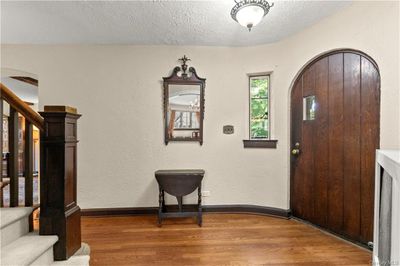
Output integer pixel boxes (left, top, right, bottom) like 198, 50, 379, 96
290, 49, 380, 245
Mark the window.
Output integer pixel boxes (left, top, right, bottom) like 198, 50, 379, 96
249, 75, 270, 139
303, 95, 316, 121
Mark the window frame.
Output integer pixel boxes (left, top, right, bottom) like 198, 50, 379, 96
248, 74, 271, 140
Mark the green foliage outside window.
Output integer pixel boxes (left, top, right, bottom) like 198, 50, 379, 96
250, 76, 269, 139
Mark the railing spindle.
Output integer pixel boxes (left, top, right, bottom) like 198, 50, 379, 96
25, 119, 35, 231
8, 107, 19, 207
24, 119, 33, 207
0, 99, 3, 207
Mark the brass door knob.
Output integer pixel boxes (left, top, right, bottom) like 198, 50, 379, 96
292, 142, 300, 155
291, 148, 300, 155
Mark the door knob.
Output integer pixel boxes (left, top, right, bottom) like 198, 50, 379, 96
292, 148, 300, 155
291, 142, 300, 155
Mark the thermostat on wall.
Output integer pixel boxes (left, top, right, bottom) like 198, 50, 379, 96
223, 125, 234, 134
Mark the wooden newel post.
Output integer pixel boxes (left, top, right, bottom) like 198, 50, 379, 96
39, 106, 82, 260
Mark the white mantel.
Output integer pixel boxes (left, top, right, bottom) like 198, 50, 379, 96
374, 150, 400, 265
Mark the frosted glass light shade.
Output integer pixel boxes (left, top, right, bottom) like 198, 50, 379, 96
231, 0, 274, 32
236, 5, 265, 30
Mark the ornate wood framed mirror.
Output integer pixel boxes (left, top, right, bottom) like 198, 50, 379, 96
163, 56, 206, 145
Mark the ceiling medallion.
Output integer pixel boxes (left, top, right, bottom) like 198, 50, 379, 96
231, 0, 274, 32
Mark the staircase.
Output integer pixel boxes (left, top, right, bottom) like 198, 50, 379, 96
0, 207, 90, 265
1, 83, 89, 265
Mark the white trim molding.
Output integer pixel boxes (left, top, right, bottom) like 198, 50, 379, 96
373, 150, 400, 265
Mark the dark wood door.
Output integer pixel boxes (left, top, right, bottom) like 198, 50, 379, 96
290, 50, 380, 245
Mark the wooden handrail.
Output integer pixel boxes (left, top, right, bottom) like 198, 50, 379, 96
0, 180, 9, 189
0, 83, 44, 131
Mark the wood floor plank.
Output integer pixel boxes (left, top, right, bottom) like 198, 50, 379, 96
81, 214, 371, 265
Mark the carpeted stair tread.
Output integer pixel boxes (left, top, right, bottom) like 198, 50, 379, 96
1, 232, 58, 266
52, 255, 90, 266
0, 207, 33, 229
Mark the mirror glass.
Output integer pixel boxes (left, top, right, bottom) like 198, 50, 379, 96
167, 84, 201, 139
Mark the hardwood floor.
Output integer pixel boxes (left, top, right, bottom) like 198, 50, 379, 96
81, 214, 371, 266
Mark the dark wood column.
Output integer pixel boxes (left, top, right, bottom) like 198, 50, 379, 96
39, 106, 81, 260
8, 107, 19, 207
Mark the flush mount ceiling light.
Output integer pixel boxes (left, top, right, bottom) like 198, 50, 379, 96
231, 0, 274, 32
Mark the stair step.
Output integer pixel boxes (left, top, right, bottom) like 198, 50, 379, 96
51, 242, 90, 266
52, 255, 90, 266
1, 232, 58, 266
1, 207, 33, 247
0, 207, 33, 229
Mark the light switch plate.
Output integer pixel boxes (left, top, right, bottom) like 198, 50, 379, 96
223, 125, 234, 134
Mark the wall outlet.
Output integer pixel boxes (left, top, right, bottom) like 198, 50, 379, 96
202, 191, 211, 197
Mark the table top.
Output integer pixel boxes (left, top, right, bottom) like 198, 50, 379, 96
155, 169, 204, 197
155, 169, 205, 176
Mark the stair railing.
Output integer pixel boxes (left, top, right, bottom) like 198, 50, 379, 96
1, 83, 82, 260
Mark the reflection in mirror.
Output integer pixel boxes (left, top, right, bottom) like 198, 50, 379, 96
303, 95, 316, 120
168, 84, 201, 139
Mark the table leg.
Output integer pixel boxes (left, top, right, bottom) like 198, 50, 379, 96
177, 196, 183, 212
162, 189, 166, 212
158, 186, 163, 227
198, 185, 202, 227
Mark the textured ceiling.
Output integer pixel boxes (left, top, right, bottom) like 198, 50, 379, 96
1, 1, 351, 46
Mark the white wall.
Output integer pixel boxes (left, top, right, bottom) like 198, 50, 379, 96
1, 2, 399, 209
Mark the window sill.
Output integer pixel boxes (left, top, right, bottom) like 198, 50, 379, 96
243, 139, 278, 149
